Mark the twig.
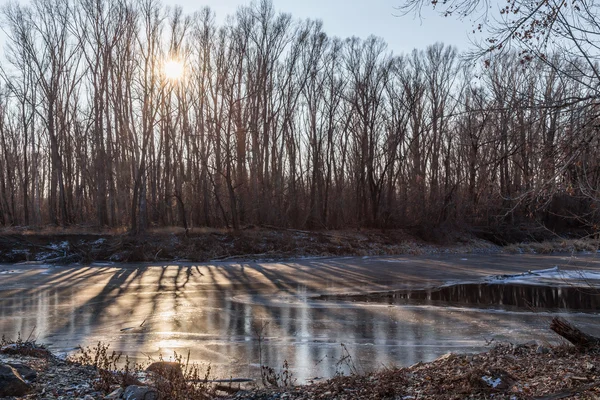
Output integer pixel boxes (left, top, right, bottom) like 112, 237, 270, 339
25, 326, 36, 343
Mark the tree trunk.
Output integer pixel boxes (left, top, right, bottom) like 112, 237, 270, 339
550, 317, 600, 349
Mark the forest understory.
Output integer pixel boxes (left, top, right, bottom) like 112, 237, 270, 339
0, 225, 597, 265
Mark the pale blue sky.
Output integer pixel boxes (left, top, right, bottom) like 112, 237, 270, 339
172, 0, 475, 55
0, 0, 476, 58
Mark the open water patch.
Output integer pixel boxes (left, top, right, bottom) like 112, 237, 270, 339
321, 267, 600, 312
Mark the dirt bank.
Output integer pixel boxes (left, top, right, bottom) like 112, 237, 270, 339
0, 227, 502, 264
1, 225, 597, 265
231, 342, 600, 399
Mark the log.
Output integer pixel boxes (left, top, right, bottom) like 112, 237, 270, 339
550, 317, 600, 349
533, 383, 598, 399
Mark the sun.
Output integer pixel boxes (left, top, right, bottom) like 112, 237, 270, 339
164, 59, 184, 81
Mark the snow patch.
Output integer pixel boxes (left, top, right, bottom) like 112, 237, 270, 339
0, 269, 25, 274
49, 241, 70, 251
90, 261, 114, 266
485, 266, 600, 286
36, 252, 56, 261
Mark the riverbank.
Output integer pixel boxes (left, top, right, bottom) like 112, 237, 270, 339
2, 334, 600, 399
0, 226, 596, 264
0, 226, 497, 264
231, 341, 600, 399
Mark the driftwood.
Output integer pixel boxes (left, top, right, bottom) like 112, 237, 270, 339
260, 224, 360, 240
550, 317, 600, 349
210, 252, 272, 261
533, 383, 599, 399
213, 385, 241, 394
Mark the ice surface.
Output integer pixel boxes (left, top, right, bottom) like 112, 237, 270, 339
485, 266, 600, 286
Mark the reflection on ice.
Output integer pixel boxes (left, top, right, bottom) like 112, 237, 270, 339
0, 255, 599, 383
326, 267, 600, 312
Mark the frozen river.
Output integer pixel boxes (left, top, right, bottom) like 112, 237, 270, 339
1, 253, 599, 383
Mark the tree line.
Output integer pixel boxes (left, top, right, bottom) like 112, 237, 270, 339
0, 0, 598, 234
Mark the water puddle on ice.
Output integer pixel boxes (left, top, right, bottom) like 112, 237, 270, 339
323, 267, 600, 312
328, 282, 600, 311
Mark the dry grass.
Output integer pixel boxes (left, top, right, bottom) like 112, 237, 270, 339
0, 334, 52, 359
70, 342, 215, 399
505, 238, 600, 254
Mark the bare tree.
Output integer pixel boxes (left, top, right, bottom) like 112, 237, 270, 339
0, 0, 596, 238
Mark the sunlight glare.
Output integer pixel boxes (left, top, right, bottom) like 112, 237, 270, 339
164, 59, 184, 81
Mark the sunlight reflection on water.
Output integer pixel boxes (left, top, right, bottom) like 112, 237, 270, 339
1, 255, 599, 383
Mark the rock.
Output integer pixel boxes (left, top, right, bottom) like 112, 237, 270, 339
122, 385, 158, 400
585, 362, 595, 371
0, 363, 32, 397
536, 345, 550, 354
105, 387, 124, 399
146, 361, 184, 381
8, 363, 37, 381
